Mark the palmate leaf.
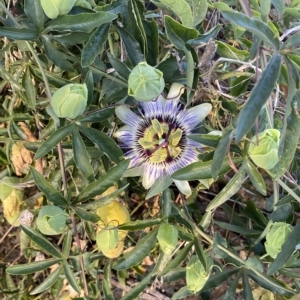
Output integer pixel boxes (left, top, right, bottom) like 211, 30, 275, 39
20, 225, 62, 258
235, 53, 282, 141
34, 124, 72, 159
73, 159, 130, 204
30, 166, 68, 206
206, 162, 247, 211
79, 125, 123, 163
6, 258, 62, 275
30, 265, 62, 295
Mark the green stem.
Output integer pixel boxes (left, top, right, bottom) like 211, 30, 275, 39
266, 170, 300, 203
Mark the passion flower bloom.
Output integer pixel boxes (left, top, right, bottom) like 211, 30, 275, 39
115, 83, 212, 194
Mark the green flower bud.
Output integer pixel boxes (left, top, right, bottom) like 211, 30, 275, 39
41, 0, 77, 19
248, 129, 280, 170
36, 205, 68, 235
265, 222, 292, 259
51, 83, 88, 119
128, 62, 165, 102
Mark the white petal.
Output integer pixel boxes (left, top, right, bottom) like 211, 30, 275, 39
173, 180, 192, 195
184, 103, 212, 129
142, 170, 156, 189
115, 106, 141, 127
167, 83, 184, 101
114, 125, 132, 139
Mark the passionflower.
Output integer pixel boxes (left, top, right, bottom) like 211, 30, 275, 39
115, 83, 212, 195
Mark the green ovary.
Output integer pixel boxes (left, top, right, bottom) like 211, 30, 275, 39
138, 119, 183, 163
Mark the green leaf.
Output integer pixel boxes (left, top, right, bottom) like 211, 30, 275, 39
245, 160, 267, 196
261, 0, 271, 22
172, 157, 243, 181
271, 0, 285, 16
164, 15, 198, 50
157, 223, 178, 255
144, 18, 159, 65
72, 126, 94, 181
213, 232, 228, 259
29, 65, 72, 88
30, 265, 62, 295
84, 70, 94, 108
214, 221, 261, 236
145, 175, 173, 199
62, 230, 72, 258
186, 255, 211, 293
79, 125, 123, 163
103, 279, 115, 300
216, 41, 249, 60
78, 107, 114, 123
230, 75, 251, 97
124, 0, 147, 56
63, 260, 80, 293
0, 27, 38, 40
96, 227, 118, 253
220, 10, 280, 50
191, 0, 208, 27
235, 53, 281, 141
268, 222, 300, 275
212, 130, 232, 180
34, 124, 72, 160
194, 236, 207, 271
21, 225, 62, 258
247, 269, 295, 296
78, 184, 129, 210
73, 159, 130, 203
185, 48, 196, 105
107, 53, 131, 80
217, 270, 240, 299
242, 200, 268, 227
24, 0, 45, 32
202, 268, 239, 292
21, 67, 36, 110
118, 218, 162, 231
120, 274, 152, 300
206, 163, 246, 211
45, 12, 117, 33
42, 36, 73, 72
242, 271, 254, 300
36, 205, 68, 235
161, 242, 194, 276
81, 23, 110, 68
171, 286, 193, 299
116, 26, 145, 66
273, 100, 300, 178
160, 0, 193, 27
282, 31, 300, 49
187, 24, 222, 46
162, 266, 186, 283
0, 65, 24, 90
73, 207, 100, 223
113, 227, 158, 270
30, 167, 68, 206
6, 258, 62, 275
94, 0, 126, 14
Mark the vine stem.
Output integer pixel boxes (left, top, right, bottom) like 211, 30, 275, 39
0, 2, 89, 295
